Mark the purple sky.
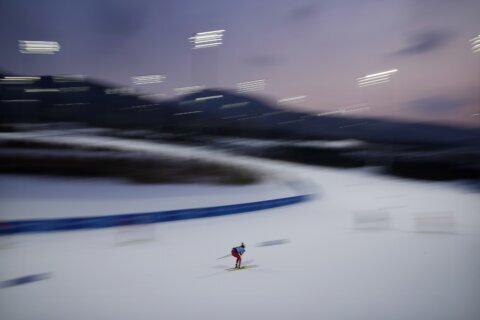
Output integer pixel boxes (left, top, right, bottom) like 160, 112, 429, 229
1, 0, 479, 127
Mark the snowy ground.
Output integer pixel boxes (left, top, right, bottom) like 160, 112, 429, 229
0, 176, 300, 220
1, 135, 480, 320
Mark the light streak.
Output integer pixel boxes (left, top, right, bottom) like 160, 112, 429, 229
1, 99, 39, 103
364, 69, 398, 78
220, 102, 249, 109
236, 79, 266, 93
24, 88, 59, 93
278, 96, 306, 104
174, 111, 204, 116
470, 34, 480, 53
19, 40, 60, 54
174, 86, 204, 95
0, 76, 40, 84
357, 69, 398, 88
132, 75, 166, 85
189, 30, 225, 49
195, 95, 223, 101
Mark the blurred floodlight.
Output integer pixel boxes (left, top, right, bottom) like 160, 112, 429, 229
19, 40, 60, 54
0, 76, 40, 84
220, 102, 249, 109
174, 110, 204, 116
24, 88, 59, 93
364, 69, 398, 78
1, 99, 39, 103
132, 74, 166, 85
174, 86, 204, 96
317, 103, 369, 117
357, 69, 398, 88
236, 79, 266, 93
2, 76, 40, 81
470, 34, 480, 53
343, 103, 370, 114
189, 30, 225, 49
195, 95, 223, 101
278, 95, 306, 104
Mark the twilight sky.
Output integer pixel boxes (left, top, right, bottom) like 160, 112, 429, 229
1, 0, 479, 127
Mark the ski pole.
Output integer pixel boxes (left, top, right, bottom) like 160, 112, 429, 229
216, 254, 230, 260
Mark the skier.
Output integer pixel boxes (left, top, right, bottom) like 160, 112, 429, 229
231, 242, 246, 268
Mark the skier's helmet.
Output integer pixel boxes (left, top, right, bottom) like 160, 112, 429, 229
241, 242, 245, 248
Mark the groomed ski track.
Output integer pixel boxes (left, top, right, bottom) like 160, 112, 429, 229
1, 131, 479, 320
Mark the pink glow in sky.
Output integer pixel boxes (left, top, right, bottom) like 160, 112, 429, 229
1, 0, 479, 127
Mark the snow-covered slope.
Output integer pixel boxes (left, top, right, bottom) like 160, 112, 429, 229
0, 139, 479, 320
0, 176, 302, 220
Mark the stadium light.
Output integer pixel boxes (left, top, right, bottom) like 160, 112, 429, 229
278, 96, 306, 104
189, 30, 225, 49
470, 34, 480, 53
132, 74, 166, 85
19, 40, 60, 54
236, 79, 266, 93
0, 76, 40, 84
174, 86, 204, 96
357, 69, 398, 88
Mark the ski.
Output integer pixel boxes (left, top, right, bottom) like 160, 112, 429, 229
226, 265, 258, 271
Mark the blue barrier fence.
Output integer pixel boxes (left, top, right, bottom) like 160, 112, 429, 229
0, 194, 311, 235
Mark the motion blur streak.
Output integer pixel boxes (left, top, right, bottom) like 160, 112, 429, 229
18, 40, 60, 54
357, 69, 398, 88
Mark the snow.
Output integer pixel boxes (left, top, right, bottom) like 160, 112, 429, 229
1, 134, 480, 320
0, 175, 299, 220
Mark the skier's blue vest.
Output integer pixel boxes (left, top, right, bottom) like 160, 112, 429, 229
234, 246, 245, 254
